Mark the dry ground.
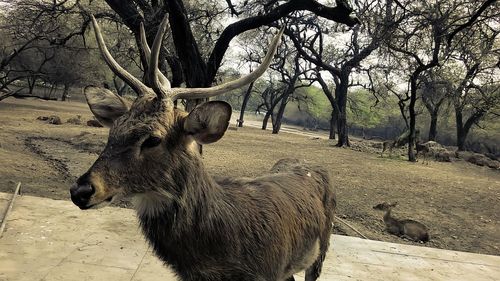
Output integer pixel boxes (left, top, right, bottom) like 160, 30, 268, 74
0, 97, 499, 256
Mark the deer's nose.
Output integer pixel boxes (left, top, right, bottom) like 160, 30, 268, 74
70, 183, 95, 209
70, 172, 95, 209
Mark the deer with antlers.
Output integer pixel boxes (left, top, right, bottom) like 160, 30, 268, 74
70, 15, 336, 281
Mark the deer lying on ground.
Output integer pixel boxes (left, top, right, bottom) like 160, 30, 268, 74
373, 202, 429, 243
70, 15, 336, 281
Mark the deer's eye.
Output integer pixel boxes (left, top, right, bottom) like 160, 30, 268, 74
141, 136, 162, 149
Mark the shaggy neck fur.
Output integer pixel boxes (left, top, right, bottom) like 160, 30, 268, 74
383, 208, 394, 224
133, 145, 228, 278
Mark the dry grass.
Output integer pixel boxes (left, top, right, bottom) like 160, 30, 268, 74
0, 97, 499, 255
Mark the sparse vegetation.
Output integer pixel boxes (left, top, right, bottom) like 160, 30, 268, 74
1, 98, 499, 256
0, 0, 498, 265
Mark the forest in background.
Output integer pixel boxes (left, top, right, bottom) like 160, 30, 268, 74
1, 0, 498, 158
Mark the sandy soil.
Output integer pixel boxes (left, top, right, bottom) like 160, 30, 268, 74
0, 97, 499, 256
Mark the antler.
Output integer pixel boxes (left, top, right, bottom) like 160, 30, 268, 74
90, 15, 150, 97
170, 27, 284, 100
140, 19, 171, 95
91, 14, 283, 102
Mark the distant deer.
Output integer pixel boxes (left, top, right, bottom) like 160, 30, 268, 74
380, 130, 411, 157
373, 202, 429, 243
380, 140, 397, 157
70, 15, 335, 281
416, 140, 432, 164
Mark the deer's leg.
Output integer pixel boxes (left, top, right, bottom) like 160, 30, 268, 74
304, 258, 323, 281
305, 236, 330, 281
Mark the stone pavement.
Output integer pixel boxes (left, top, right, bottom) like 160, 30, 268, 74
0, 192, 499, 281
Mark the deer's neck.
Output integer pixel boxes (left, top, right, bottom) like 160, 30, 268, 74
134, 149, 225, 273
383, 209, 394, 223
135, 148, 220, 220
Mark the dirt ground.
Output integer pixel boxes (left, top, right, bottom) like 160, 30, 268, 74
0, 97, 499, 256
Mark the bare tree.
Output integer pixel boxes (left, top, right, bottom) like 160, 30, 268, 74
101, 0, 359, 109
419, 70, 450, 141
0, 0, 115, 100
256, 80, 286, 130
383, 0, 499, 160
286, 0, 399, 146
448, 24, 499, 151
384, 2, 455, 161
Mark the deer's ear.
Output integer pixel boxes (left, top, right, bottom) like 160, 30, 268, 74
183, 101, 232, 144
84, 86, 130, 127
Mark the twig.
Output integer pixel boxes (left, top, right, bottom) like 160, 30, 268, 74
0, 182, 21, 238
334, 215, 368, 239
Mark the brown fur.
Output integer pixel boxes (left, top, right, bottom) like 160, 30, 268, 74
71, 96, 335, 281
70, 19, 332, 280
416, 141, 431, 164
381, 140, 397, 157
373, 202, 429, 242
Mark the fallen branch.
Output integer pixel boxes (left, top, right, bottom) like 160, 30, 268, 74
334, 215, 369, 239
0, 182, 21, 238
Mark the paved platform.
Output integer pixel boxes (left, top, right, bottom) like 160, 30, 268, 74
0, 192, 498, 281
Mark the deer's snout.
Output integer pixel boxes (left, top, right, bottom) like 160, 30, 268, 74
70, 172, 95, 209
70, 183, 95, 209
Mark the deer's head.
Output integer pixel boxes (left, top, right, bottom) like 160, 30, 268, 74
373, 202, 398, 211
70, 16, 282, 210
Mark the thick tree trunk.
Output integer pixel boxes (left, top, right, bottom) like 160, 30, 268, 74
262, 111, 272, 130
61, 83, 70, 101
329, 109, 337, 140
457, 130, 467, 151
28, 77, 36, 96
238, 82, 254, 127
336, 111, 349, 146
428, 110, 438, 141
272, 85, 296, 134
455, 109, 465, 151
315, 71, 338, 140
407, 79, 417, 162
335, 74, 350, 147
272, 97, 287, 134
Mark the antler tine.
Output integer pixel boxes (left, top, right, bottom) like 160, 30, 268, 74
171, 27, 285, 100
139, 21, 171, 90
148, 16, 171, 99
91, 15, 150, 97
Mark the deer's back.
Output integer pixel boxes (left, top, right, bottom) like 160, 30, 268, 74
141, 159, 335, 280
208, 159, 335, 279
400, 219, 429, 242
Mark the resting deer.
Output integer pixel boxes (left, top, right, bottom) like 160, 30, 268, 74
373, 202, 429, 243
69, 15, 336, 281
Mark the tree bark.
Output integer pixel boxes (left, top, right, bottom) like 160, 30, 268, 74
329, 109, 337, 139
28, 77, 37, 96
335, 73, 350, 146
61, 83, 70, 101
238, 82, 254, 127
407, 77, 418, 162
272, 82, 296, 134
456, 109, 466, 151
315, 72, 338, 140
272, 96, 287, 134
455, 106, 485, 151
428, 110, 438, 141
262, 111, 272, 130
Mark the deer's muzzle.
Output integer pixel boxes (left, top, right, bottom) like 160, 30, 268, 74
70, 182, 95, 209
